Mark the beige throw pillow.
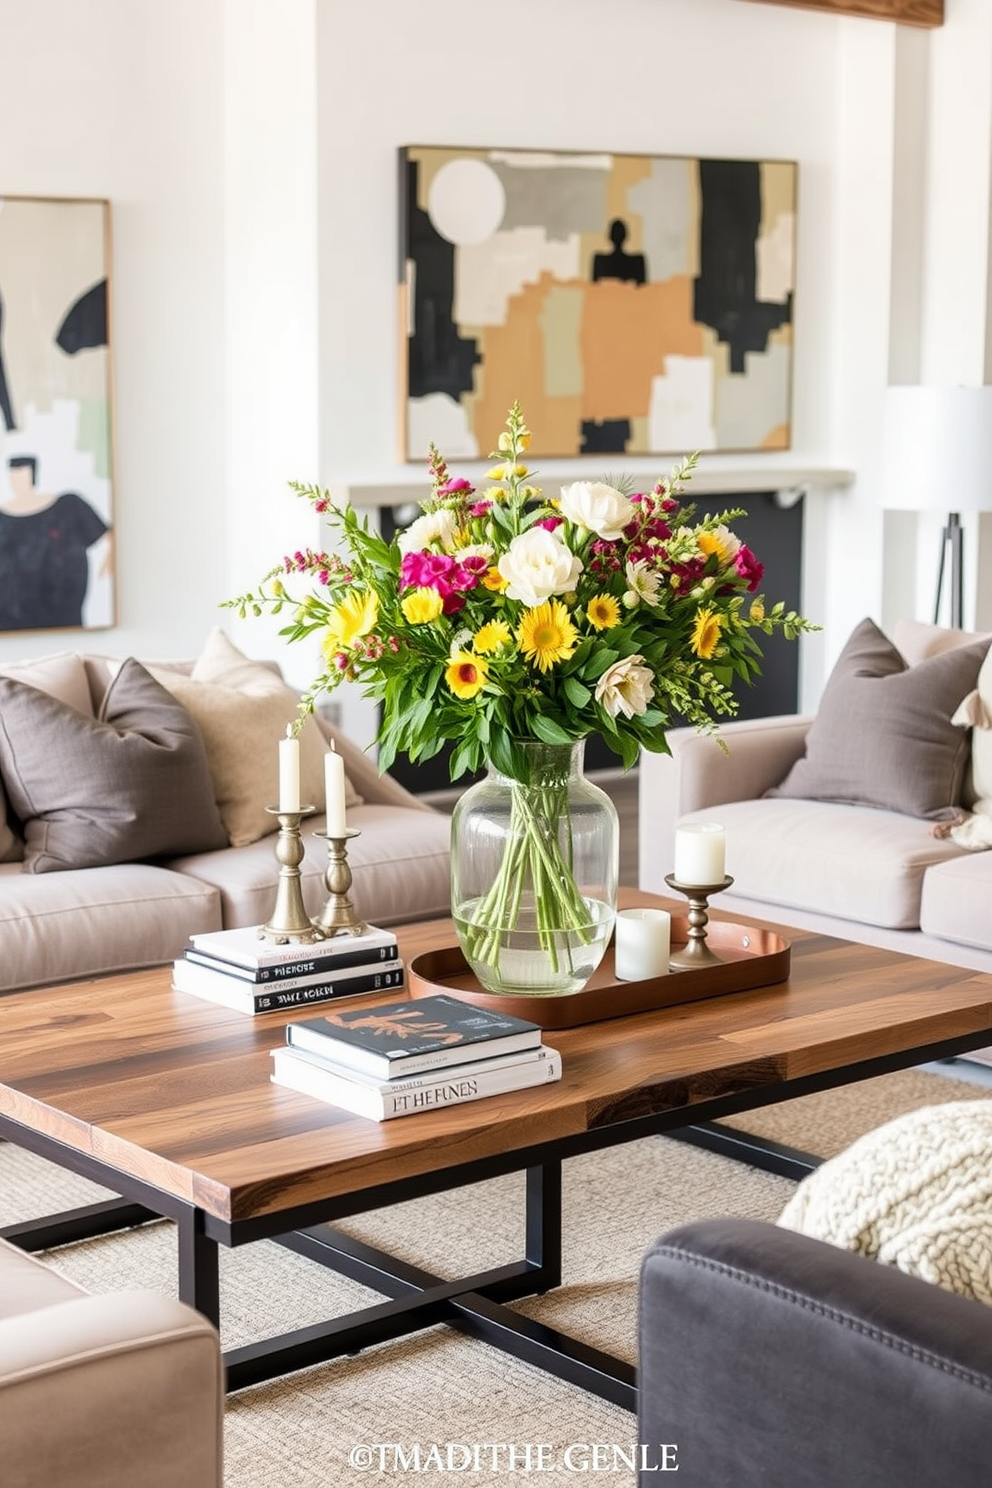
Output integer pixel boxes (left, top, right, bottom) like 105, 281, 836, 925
150, 629, 361, 847
0, 653, 96, 863
951, 642, 992, 808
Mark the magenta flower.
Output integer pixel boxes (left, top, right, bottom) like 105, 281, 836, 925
735, 545, 765, 591
437, 477, 475, 497
468, 500, 492, 518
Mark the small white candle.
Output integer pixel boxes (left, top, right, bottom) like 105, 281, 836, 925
324, 743, 348, 837
278, 725, 301, 812
615, 908, 672, 981
673, 822, 726, 886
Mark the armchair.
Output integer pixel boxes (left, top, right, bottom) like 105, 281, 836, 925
0, 1237, 223, 1488
638, 1217, 992, 1488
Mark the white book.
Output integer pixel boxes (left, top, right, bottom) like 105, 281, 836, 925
270, 1043, 562, 1121
187, 922, 398, 971
173, 959, 405, 1014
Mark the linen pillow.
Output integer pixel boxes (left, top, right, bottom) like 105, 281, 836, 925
951, 641, 992, 808
147, 630, 361, 847
0, 658, 229, 873
0, 653, 96, 863
768, 617, 990, 820
779, 1101, 992, 1307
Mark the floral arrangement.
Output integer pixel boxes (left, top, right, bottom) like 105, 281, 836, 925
227, 401, 813, 785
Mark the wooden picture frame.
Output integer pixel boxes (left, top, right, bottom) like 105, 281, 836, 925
399, 145, 797, 463
0, 195, 115, 632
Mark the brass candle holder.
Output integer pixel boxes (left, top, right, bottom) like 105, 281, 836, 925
313, 828, 368, 937
259, 806, 326, 946
665, 873, 735, 970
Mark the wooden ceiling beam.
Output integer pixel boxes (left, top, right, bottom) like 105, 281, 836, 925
744, 0, 943, 27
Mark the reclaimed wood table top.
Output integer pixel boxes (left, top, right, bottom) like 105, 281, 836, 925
1, 891, 991, 1229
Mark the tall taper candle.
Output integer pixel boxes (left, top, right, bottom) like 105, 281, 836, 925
324, 743, 347, 837
278, 725, 301, 812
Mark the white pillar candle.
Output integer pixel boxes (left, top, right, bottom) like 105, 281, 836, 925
278, 725, 301, 812
324, 743, 348, 837
614, 907, 672, 981
673, 822, 726, 886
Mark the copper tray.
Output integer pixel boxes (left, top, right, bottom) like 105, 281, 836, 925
407, 919, 791, 1029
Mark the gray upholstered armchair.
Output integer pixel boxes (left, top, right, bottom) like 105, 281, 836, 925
0, 1237, 223, 1488
638, 1218, 992, 1488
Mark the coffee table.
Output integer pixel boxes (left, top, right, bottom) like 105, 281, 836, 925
2, 893, 992, 1412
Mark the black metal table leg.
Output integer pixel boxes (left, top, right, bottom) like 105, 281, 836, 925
178, 1204, 220, 1327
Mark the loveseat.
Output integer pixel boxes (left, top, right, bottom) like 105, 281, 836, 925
0, 630, 452, 994
0, 1236, 223, 1488
638, 618, 992, 976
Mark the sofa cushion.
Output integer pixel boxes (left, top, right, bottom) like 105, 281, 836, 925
0, 653, 96, 864
147, 629, 362, 848
168, 802, 452, 929
0, 1239, 88, 1321
920, 850, 992, 952
0, 860, 222, 992
769, 618, 989, 820
681, 797, 966, 930
0, 659, 228, 873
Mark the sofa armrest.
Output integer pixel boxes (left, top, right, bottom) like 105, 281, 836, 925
639, 1218, 992, 1488
0, 1290, 223, 1488
637, 714, 812, 892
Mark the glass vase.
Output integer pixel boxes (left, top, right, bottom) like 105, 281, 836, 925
450, 740, 619, 997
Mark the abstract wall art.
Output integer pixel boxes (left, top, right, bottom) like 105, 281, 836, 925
0, 196, 115, 633
399, 146, 797, 463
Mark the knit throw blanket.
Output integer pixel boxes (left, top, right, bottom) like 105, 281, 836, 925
778, 1101, 992, 1305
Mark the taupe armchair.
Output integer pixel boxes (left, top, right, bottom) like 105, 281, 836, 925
0, 1237, 223, 1488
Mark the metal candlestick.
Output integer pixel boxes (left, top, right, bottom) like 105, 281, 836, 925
665, 873, 735, 970
313, 828, 368, 937
259, 806, 326, 945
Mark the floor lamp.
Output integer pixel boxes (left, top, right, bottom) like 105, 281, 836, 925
883, 386, 992, 630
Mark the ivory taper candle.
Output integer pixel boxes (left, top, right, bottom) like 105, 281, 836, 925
278, 725, 301, 812
324, 743, 348, 837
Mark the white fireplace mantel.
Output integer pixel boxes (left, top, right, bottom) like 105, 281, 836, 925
331, 459, 855, 511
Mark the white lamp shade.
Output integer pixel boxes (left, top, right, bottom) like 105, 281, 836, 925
883, 386, 992, 514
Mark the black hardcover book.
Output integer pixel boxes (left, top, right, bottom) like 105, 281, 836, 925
286, 993, 542, 1079
185, 939, 400, 984
175, 964, 406, 1015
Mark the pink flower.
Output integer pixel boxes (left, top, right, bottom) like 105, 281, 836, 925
437, 477, 475, 496
735, 545, 764, 591
536, 515, 563, 532
468, 500, 492, 518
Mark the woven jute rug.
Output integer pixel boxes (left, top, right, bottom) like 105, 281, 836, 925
2, 1063, 988, 1487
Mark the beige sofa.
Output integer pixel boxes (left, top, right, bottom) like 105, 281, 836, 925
0, 633, 452, 994
0, 1237, 223, 1488
638, 619, 992, 976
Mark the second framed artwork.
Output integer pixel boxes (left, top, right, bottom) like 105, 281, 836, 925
0, 195, 115, 634
399, 145, 796, 463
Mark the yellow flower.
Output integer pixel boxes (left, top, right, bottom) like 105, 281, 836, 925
586, 594, 621, 631
749, 598, 766, 623
697, 524, 741, 565
690, 606, 722, 659
322, 588, 379, 649
473, 620, 512, 654
482, 566, 509, 592
487, 463, 528, 481
445, 651, 488, 700
517, 600, 579, 673
400, 587, 444, 625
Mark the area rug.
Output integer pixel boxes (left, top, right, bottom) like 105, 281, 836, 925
2, 1064, 989, 1487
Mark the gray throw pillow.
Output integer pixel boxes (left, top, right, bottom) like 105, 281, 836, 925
768, 617, 990, 820
0, 657, 229, 872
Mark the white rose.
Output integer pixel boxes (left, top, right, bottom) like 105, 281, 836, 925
594, 654, 655, 719
559, 481, 635, 541
397, 508, 459, 555
497, 527, 584, 607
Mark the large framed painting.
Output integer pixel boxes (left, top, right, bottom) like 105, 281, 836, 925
399, 146, 796, 463
0, 195, 115, 633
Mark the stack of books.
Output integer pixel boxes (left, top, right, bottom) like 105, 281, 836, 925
171, 923, 404, 1015
270, 992, 562, 1121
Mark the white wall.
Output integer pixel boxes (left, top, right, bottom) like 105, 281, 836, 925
0, 0, 986, 741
